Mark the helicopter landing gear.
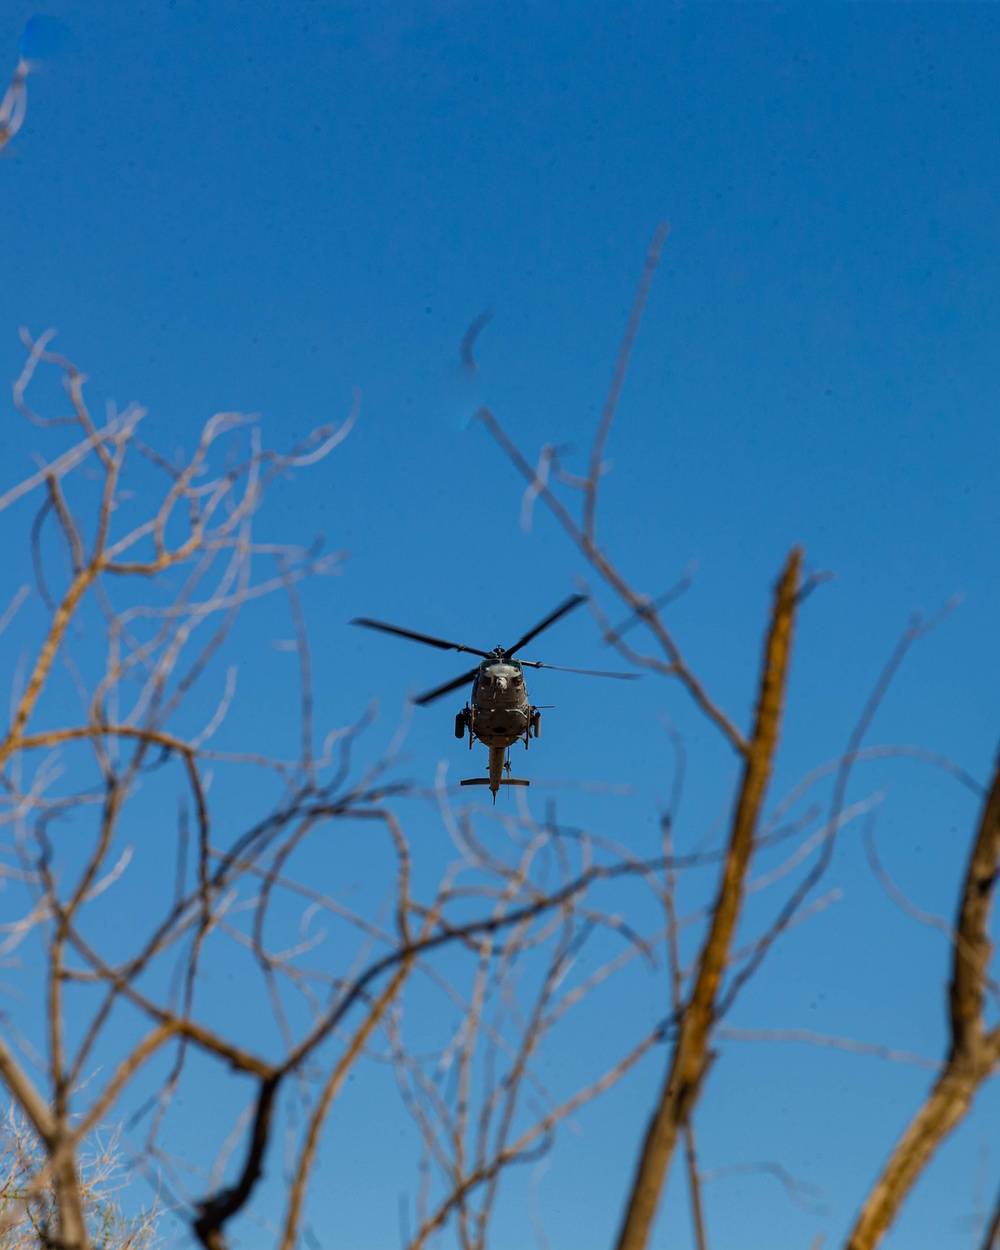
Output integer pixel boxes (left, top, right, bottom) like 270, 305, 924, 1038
531, 710, 542, 739
454, 710, 466, 739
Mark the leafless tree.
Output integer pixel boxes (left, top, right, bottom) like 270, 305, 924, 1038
479, 223, 1000, 1250
5, 43, 999, 1240
0, 329, 716, 1250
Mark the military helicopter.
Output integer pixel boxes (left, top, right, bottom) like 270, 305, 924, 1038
351, 594, 637, 800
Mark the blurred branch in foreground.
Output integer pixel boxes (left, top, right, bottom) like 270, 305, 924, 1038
0, 57, 28, 153
1, 18, 69, 155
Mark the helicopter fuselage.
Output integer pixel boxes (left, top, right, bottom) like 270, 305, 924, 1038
453, 655, 541, 799
466, 658, 531, 747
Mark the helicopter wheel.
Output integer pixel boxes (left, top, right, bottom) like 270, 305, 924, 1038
454, 712, 466, 740
531, 710, 541, 739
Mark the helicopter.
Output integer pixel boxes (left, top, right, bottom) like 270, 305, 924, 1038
350, 594, 637, 800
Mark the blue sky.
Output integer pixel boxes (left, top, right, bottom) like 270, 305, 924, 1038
3, 2, 1000, 1247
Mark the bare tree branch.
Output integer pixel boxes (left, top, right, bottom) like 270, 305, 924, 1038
583, 222, 669, 541
845, 743, 1000, 1249
614, 547, 802, 1250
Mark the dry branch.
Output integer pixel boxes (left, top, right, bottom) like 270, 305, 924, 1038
845, 746, 1000, 1249
0, 336, 676, 1250
613, 548, 801, 1250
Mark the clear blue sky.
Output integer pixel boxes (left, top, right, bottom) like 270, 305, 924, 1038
3, 2, 1000, 1247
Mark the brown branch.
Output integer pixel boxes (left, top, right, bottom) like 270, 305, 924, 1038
614, 547, 802, 1250
0, 1035, 56, 1147
477, 404, 745, 751
63, 927, 276, 1079
845, 742, 1000, 1249
0, 568, 98, 767
69, 1024, 178, 1146
0, 1038, 87, 1249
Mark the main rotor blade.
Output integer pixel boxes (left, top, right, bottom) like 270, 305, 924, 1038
519, 660, 639, 680
413, 666, 481, 707
351, 618, 492, 659
504, 594, 587, 658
